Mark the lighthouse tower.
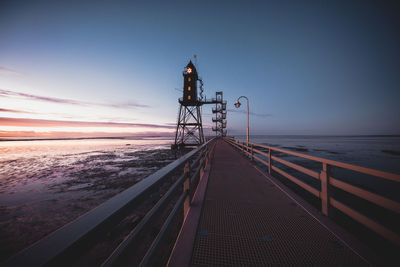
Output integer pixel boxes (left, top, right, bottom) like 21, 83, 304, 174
173, 61, 204, 148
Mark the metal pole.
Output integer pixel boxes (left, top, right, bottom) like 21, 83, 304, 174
236, 96, 250, 147
235, 95, 250, 151
246, 97, 249, 147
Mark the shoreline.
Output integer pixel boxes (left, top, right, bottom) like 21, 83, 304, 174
1, 134, 400, 142
0, 146, 183, 263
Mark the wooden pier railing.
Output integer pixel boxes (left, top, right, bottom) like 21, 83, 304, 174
225, 137, 400, 246
5, 138, 216, 267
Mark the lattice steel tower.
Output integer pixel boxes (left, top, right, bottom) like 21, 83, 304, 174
173, 61, 204, 148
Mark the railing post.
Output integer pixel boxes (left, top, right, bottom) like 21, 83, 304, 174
205, 147, 209, 166
208, 145, 212, 164
268, 149, 272, 175
183, 161, 190, 218
200, 156, 205, 180
251, 144, 254, 161
320, 162, 331, 216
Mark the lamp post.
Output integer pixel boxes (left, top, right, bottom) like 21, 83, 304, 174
234, 96, 249, 147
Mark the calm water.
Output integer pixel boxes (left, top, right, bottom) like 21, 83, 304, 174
238, 135, 400, 174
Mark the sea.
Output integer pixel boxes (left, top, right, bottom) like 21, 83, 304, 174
0, 135, 399, 261
246, 135, 400, 174
241, 135, 400, 203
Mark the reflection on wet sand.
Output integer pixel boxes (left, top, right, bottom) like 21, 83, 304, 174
0, 138, 177, 261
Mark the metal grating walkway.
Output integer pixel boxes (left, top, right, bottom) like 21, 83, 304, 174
190, 140, 368, 266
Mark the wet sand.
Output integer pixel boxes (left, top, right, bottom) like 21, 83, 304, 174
0, 139, 179, 262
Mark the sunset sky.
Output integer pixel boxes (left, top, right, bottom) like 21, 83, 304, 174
1, 1, 399, 138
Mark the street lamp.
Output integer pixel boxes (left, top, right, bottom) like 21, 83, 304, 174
234, 96, 249, 147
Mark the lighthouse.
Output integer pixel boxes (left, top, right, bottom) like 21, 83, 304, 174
173, 61, 204, 148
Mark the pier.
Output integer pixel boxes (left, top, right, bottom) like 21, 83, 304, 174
169, 139, 368, 266
3, 1, 400, 266
4, 138, 400, 266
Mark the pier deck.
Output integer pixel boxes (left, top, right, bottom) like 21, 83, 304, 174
8, 138, 393, 266
172, 140, 369, 266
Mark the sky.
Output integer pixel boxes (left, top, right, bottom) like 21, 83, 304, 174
0, 0, 399, 138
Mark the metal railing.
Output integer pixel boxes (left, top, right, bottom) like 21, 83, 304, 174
211, 98, 227, 104
5, 138, 216, 267
225, 137, 400, 246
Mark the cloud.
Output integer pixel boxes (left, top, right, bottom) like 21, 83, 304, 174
0, 88, 149, 109
0, 108, 36, 114
0, 67, 23, 76
0, 130, 175, 139
227, 109, 272, 118
0, 117, 174, 129
164, 122, 179, 126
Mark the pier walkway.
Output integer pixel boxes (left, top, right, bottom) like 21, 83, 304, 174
8, 137, 398, 266
170, 139, 368, 266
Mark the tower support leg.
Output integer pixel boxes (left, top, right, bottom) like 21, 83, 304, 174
173, 105, 204, 148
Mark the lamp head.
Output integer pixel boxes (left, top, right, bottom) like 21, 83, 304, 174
234, 101, 241, 108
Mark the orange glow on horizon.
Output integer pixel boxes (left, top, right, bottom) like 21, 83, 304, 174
0, 126, 174, 133
0, 117, 175, 138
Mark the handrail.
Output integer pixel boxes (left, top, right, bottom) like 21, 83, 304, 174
140, 191, 188, 266
271, 155, 320, 180
329, 177, 400, 213
224, 137, 400, 246
245, 140, 400, 182
5, 138, 216, 267
225, 137, 400, 183
271, 164, 320, 197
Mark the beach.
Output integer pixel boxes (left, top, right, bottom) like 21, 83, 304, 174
0, 137, 177, 261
